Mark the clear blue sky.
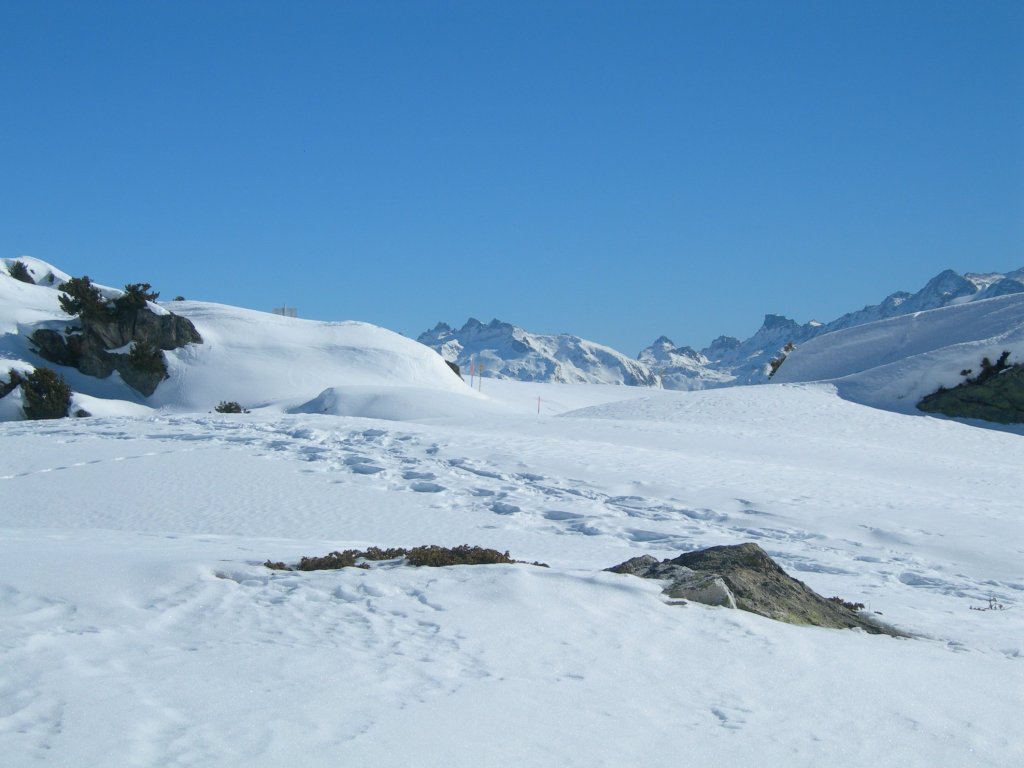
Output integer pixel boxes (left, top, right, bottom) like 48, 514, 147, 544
2, 0, 1022, 353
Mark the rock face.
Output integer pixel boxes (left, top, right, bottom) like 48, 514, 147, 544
31, 295, 202, 397
917, 364, 1024, 424
609, 543, 905, 636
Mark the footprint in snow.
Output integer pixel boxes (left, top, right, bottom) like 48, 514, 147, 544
489, 501, 520, 515
410, 481, 445, 493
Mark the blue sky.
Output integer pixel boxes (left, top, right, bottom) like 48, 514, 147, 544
2, 1, 1022, 354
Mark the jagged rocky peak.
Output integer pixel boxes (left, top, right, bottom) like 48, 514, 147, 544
639, 336, 705, 365
759, 313, 804, 333
702, 335, 741, 360
418, 317, 658, 386
918, 269, 977, 305
977, 277, 1024, 300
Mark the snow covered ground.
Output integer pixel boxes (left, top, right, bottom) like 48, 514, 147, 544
1, 262, 1023, 765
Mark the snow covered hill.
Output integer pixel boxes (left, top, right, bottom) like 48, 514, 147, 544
1, 257, 476, 421
772, 292, 1024, 417
417, 317, 658, 386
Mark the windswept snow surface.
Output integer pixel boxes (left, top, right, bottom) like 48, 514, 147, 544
2, 381, 1023, 767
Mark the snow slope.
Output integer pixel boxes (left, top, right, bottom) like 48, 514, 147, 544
773, 293, 1024, 417
1, 260, 477, 420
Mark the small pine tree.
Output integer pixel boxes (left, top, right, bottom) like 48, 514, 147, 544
21, 367, 72, 419
127, 342, 167, 376
8, 260, 33, 284
116, 282, 160, 312
58, 276, 108, 320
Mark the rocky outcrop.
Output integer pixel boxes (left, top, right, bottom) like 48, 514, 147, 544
917, 363, 1024, 424
609, 543, 905, 636
30, 287, 202, 397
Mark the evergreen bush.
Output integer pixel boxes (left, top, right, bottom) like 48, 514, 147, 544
115, 282, 160, 313
58, 276, 108, 320
21, 367, 72, 419
215, 400, 249, 414
127, 342, 167, 376
8, 260, 33, 283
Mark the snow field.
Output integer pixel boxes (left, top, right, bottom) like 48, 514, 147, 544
2, 381, 1023, 766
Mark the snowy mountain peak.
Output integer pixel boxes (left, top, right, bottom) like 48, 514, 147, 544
418, 318, 658, 386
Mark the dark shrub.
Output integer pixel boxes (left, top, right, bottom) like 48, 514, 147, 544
406, 544, 514, 567
283, 544, 531, 571
115, 282, 160, 313
21, 367, 72, 419
215, 400, 249, 414
58, 276, 107, 320
971, 351, 1011, 385
127, 342, 167, 376
8, 260, 33, 283
827, 596, 866, 612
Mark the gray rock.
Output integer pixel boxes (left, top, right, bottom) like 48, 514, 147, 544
30, 300, 202, 397
609, 543, 907, 636
663, 573, 736, 608
918, 363, 1024, 424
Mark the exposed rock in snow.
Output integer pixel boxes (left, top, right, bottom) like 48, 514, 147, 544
29, 280, 202, 396
917, 359, 1024, 424
614, 544, 904, 635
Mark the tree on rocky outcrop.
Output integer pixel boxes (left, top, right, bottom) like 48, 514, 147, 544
33, 274, 202, 397
20, 367, 72, 420
115, 283, 160, 313
7, 260, 34, 284
969, 351, 1011, 386
58, 276, 108, 321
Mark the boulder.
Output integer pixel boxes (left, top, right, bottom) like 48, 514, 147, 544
31, 300, 201, 397
607, 555, 737, 608
609, 543, 906, 636
917, 364, 1024, 424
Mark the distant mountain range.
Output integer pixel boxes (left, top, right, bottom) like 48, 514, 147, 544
417, 318, 657, 387
419, 268, 1024, 389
